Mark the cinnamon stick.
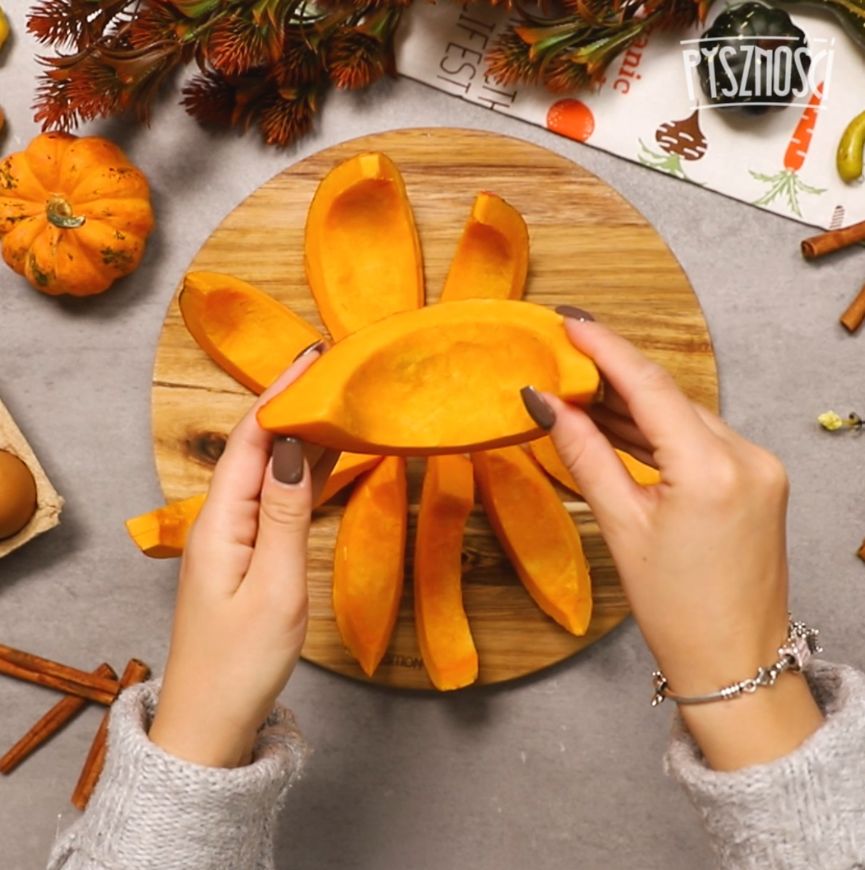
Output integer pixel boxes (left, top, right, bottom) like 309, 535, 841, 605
840, 281, 865, 334
0, 663, 117, 775
71, 658, 151, 811
802, 218, 865, 260
0, 644, 119, 706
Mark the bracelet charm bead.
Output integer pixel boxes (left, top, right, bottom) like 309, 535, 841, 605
650, 618, 822, 707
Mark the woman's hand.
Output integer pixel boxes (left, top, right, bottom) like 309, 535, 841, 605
149, 348, 337, 768
523, 310, 823, 770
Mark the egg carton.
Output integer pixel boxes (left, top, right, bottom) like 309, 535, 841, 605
0, 398, 63, 558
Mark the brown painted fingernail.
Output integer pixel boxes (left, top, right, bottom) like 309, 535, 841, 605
555, 305, 594, 322
292, 339, 326, 362
272, 436, 305, 485
520, 386, 556, 430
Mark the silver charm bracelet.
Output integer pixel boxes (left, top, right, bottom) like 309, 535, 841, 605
651, 618, 822, 707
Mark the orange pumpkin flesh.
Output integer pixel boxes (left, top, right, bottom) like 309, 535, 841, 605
333, 456, 408, 676
411, 191, 527, 689
306, 153, 426, 676
127, 153, 605, 686
258, 299, 599, 455
441, 192, 528, 302
414, 454, 478, 691
529, 435, 660, 494
124, 453, 383, 558
179, 271, 321, 394
438, 194, 589, 633
125, 494, 205, 559
472, 446, 592, 635
305, 152, 424, 340
0, 132, 154, 296
315, 453, 384, 505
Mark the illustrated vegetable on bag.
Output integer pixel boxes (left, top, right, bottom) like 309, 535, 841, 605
0, 132, 154, 296
750, 83, 826, 217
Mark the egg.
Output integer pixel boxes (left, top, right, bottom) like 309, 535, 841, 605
0, 449, 37, 539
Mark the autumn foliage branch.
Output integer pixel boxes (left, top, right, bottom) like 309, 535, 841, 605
28, 0, 709, 148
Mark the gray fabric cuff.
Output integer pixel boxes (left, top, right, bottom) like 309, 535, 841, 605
48, 680, 307, 870
665, 660, 865, 869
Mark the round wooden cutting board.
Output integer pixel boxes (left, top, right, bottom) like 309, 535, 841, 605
152, 128, 718, 690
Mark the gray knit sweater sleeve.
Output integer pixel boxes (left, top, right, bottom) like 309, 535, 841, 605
47, 662, 865, 868
665, 660, 865, 869
47, 681, 307, 870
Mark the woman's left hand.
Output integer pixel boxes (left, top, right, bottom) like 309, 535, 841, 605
149, 348, 337, 768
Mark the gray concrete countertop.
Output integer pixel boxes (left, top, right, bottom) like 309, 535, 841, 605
2, 12, 864, 870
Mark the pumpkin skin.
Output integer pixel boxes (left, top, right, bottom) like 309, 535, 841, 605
0, 132, 154, 296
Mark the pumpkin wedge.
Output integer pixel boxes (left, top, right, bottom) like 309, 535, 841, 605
333, 456, 408, 676
441, 192, 528, 301
306, 154, 423, 678
178, 269, 380, 503
305, 152, 424, 340
125, 453, 382, 558
258, 299, 599, 454
411, 191, 527, 688
179, 271, 321, 394
316, 453, 385, 505
414, 455, 478, 691
472, 446, 592, 635
529, 435, 660, 494
125, 494, 206, 559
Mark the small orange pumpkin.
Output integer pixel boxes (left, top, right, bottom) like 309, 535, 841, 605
0, 132, 154, 296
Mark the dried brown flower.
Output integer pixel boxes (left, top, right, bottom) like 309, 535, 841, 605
543, 52, 590, 93
486, 29, 540, 87
129, 0, 187, 50
208, 13, 273, 76
274, 30, 324, 88
326, 28, 386, 90
34, 55, 123, 129
28, 0, 91, 47
259, 89, 318, 146
27, 0, 705, 150
489, 0, 703, 92
181, 70, 237, 128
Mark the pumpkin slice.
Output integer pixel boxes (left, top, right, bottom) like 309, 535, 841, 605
179, 270, 380, 501
472, 446, 592, 635
305, 152, 424, 340
316, 453, 384, 505
414, 455, 478, 691
306, 156, 421, 679
440, 192, 528, 302
529, 435, 660, 494
410, 190, 525, 688
333, 457, 408, 676
125, 494, 206, 559
179, 271, 321, 394
125, 453, 382, 558
258, 299, 599, 455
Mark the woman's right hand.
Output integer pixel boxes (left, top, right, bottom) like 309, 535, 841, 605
524, 310, 823, 770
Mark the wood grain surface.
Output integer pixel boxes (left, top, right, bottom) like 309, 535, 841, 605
151, 128, 719, 690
